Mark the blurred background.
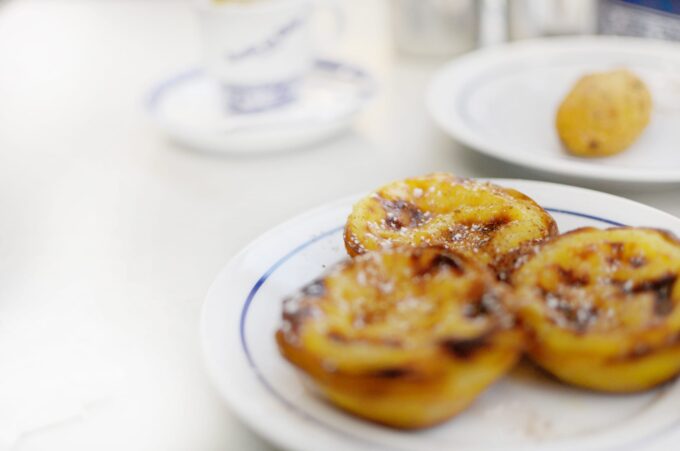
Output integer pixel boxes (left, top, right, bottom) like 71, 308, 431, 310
1, 0, 680, 450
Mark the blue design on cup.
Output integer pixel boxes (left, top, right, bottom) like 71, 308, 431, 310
221, 12, 309, 113
227, 15, 306, 62
225, 78, 302, 114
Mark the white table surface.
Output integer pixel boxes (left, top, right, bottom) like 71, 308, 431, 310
1, 1, 679, 450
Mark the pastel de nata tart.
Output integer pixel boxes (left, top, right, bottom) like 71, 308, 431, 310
512, 227, 680, 392
344, 173, 558, 280
276, 246, 524, 429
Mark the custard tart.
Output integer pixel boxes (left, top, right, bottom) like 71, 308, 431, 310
512, 227, 680, 392
276, 246, 523, 428
344, 173, 557, 279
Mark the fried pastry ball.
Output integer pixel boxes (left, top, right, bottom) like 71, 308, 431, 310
276, 247, 524, 429
556, 69, 652, 157
344, 173, 557, 280
512, 227, 680, 392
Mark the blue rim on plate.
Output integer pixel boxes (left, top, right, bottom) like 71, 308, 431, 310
234, 208, 680, 450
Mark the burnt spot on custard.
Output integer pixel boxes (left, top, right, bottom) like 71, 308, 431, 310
557, 303, 598, 333
463, 215, 511, 234
607, 242, 625, 261
556, 266, 590, 287
281, 304, 318, 336
612, 332, 680, 363
440, 335, 490, 359
576, 244, 597, 260
416, 251, 466, 277
465, 304, 489, 320
588, 139, 600, 151
480, 215, 511, 232
632, 274, 677, 317
463, 297, 492, 319
370, 367, 414, 379
538, 287, 599, 333
629, 255, 647, 268
301, 279, 326, 298
327, 330, 405, 348
541, 270, 678, 332
280, 279, 327, 333
446, 215, 512, 252
379, 198, 428, 230
327, 331, 349, 343
462, 283, 502, 319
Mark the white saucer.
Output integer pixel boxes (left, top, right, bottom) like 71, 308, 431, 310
147, 60, 375, 154
427, 36, 680, 185
202, 179, 680, 451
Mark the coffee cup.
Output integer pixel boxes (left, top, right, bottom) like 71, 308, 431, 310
195, 0, 340, 114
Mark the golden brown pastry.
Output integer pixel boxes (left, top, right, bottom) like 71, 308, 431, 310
512, 227, 680, 392
556, 69, 652, 157
344, 173, 557, 280
276, 247, 524, 429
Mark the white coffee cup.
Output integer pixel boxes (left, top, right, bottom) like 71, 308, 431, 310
195, 0, 338, 114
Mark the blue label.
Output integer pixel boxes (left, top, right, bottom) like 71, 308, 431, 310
618, 0, 680, 14
599, 0, 680, 40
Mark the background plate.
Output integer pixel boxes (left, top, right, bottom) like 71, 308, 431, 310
427, 37, 680, 184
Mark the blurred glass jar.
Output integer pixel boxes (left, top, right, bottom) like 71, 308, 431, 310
507, 0, 597, 40
391, 0, 479, 57
599, 0, 680, 41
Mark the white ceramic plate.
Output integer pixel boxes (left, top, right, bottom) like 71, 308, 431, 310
147, 60, 375, 154
202, 179, 680, 451
427, 36, 680, 184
